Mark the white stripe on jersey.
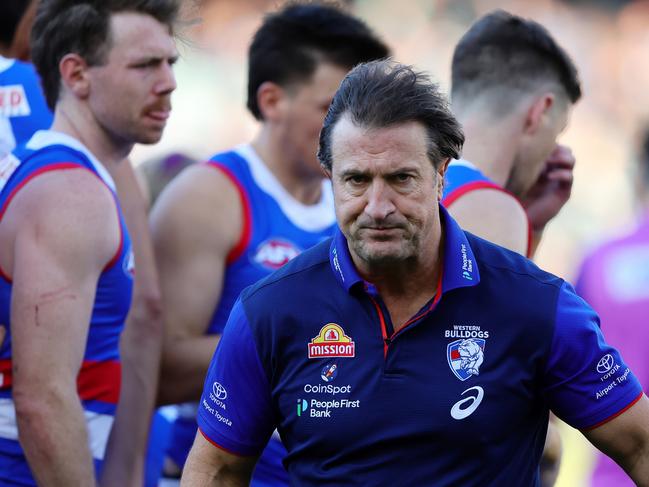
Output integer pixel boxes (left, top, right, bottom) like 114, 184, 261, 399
0, 397, 114, 459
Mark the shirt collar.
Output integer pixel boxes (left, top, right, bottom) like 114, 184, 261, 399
329, 204, 480, 295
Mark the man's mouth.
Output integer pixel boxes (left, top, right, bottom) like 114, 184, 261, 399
146, 109, 171, 122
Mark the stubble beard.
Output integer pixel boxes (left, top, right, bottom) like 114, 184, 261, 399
350, 231, 420, 270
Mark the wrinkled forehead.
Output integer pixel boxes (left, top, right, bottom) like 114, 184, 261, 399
330, 116, 431, 173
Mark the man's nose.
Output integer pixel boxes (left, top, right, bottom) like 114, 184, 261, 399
154, 61, 177, 95
364, 180, 396, 221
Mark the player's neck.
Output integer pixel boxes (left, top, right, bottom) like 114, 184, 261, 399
251, 130, 323, 206
51, 103, 132, 170
457, 114, 518, 188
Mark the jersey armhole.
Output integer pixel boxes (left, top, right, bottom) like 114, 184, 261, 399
0, 162, 123, 281
442, 182, 533, 258
203, 161, 252, 264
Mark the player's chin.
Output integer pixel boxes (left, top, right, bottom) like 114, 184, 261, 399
136, 127, 166, 145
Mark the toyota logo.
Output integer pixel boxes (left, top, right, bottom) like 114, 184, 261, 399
212, 381, 228, 400
596, 354, 615, 374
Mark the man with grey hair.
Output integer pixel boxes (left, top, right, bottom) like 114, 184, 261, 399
183, 60, 649, 486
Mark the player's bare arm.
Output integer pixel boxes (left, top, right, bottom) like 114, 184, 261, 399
445, 188, 529, 255
153, 163, 241, 405
181, 433, 257, 487
102, 160, 163, 487
5, 169, 120, 485
583, 395, 649, 486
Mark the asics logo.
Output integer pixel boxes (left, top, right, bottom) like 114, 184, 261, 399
450, 386, 484, 420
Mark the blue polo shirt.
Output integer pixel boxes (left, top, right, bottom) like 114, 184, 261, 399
197, 206, 642, 486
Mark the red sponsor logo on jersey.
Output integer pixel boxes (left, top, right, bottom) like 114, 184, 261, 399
308, 323, 355, 359
253, 239, 300, 270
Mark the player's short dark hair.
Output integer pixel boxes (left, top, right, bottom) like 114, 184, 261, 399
318, 60, 464, 171
247, 1, 389, 120
31, 0, 180, 110
0, 1, 31, 47
451, 10, 581, 107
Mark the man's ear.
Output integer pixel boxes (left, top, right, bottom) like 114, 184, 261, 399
59, 53, 90, 100
436, 157, 451, 201
256, 81, 287, 122
523, 93, 554, 135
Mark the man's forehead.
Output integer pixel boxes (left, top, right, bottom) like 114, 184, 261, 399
108, 11, 176, 56
330, 116, 429, 165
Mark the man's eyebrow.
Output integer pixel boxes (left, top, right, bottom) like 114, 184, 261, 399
386, 166, 420, 175
128, 53, 179, 65
338, 168, 370, 178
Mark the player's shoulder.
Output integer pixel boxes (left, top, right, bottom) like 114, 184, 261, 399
446, 188, 529, 254
241, 238, 333, 303
448, 186, 526, 219
467, 231, 563, 291
156, 153, 240, 211
13, 158, 114, 214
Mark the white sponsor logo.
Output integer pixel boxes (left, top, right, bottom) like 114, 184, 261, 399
596, 354, 615, 374
595, 367, 631, 400
253, 239, 300, 269
209, 382, 227, 411
450, 386, 484, 420
307, 398, 360, 418
303, 384, 351, 395
212, 382, 227, 400
461, 243, 473, 280
202, 399, 232, 427
444, 324, 490, 339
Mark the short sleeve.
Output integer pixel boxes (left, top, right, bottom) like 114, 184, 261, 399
196, 299, 275, 455
542, 281, 643, 430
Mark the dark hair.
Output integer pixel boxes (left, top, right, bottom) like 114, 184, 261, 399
318, 60, 464, 171
247, 1, 389, 120
451, 10, 581, 106
31, 0, 180, 110
0, 1, 31, 47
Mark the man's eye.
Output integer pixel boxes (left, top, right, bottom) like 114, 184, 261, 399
395, 173, 412, 182
347, 175, 366, 185
134, 60, 158, 69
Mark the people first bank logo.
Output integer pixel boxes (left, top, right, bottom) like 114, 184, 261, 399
308, 323, 355, 359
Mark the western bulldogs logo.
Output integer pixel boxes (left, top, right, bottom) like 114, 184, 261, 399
253, 239, 300, 270
447, 338, 485, 381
